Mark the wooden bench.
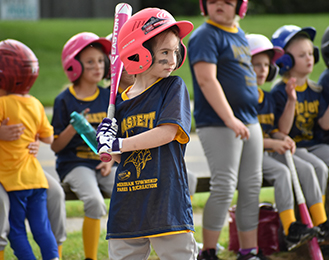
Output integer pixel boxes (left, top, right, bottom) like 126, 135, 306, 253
61, 176, 273, 200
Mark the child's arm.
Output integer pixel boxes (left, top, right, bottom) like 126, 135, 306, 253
51, 124, 76, 153
98, 123, 178, 156
39, 135, 54, 145
317, 106, 329, 131
0, 118, 25, 141
264, 138, 291, 154
51, 108, 91, 153
278, 77, 297, 135
121, 124, 178, 153
271, 131, 296, 154
1, 118, 42, 156
193, 62, 249, 140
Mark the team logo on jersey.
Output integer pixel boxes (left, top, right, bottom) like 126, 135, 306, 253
124, 149, 152, 178
294, 99, 319, 142
118, 170, 131, 181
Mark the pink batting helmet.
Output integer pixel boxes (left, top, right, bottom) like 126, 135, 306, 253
247, 34, 284, 82
61, 32, 112, 82
0, 39, 39, 94
118, 8, 194, 74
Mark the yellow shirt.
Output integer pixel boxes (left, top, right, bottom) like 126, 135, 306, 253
0, 95, 53, 192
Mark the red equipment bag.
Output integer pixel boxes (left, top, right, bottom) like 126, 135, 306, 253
228, 203, 284, 255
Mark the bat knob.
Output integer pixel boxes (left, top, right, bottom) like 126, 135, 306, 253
100, 153, 112, 162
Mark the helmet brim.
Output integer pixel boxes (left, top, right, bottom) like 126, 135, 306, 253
285, 27, 316, 47
91, 38, 112, 56
250, 46, 284, 64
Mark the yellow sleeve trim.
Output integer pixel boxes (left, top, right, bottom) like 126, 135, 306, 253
160, 123, 189, 144
175, 126, 189, 144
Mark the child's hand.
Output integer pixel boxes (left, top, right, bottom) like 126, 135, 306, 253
272, 136, 295, 154
225, 117, 250, 140
272, 140, 291, 154
82, 108, 90, 119
96, 160, 114, 176
27, 134, 40, 157
97, 118, 122, 155
283, 135, 296, 154
0, 118, 25, 141
285, 77, 297, 101
97, 118, 118, 139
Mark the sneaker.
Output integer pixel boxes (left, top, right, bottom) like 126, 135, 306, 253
284, 221, 318, 251
197, 248, 219, 260
317, 220, 329, 242
197, 242, 224, 254
236, 248, 269, 260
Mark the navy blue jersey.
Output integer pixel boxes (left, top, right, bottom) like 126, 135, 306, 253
257, 88, 276, 138
188, 20, 259, 127
106, 76, 194, 239
271, 79, 327, 147
317, 69, 329, 143
318, 69, 329, 104
51, 85, 110, 181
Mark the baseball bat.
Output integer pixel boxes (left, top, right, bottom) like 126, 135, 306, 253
99, 3, 132, 162
285, 150, 324, 260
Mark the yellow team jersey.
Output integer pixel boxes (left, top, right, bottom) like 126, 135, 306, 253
0, 94, 53, 192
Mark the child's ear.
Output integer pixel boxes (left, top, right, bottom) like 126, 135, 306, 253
266, 64, 279, 82
276, 53, 295, 75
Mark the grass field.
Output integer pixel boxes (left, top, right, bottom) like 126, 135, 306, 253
0, 13, 328, 106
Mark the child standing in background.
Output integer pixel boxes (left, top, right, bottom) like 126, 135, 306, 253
188, 1, 266, 259
97, 7, 197, 259
51, 32, 114, 260
247, 33, 321, 251
0, 39, 58, 260
270, 25, 329, 240
0, 126, 66, 259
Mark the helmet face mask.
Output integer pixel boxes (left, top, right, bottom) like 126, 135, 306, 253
0, 39, 39, 94
118, 8, 193, 75
61, 32, 112, 83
